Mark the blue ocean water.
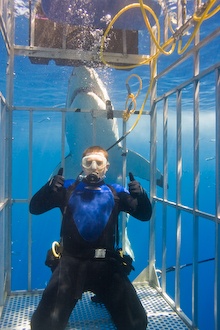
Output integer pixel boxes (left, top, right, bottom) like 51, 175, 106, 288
1, 1, 220, 329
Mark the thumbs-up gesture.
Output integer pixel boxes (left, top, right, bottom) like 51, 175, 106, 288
128, 172, 143, 198
49, 168, 64, 192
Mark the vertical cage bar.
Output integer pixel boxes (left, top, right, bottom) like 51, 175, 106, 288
163, 0, 168, 44
0, 98, 6, 311
0, 98, 6, 207
61, 110, 66, 169
192, 26, 200, 328
215, 67, 220, 330
0, 0, 10, 52
121, 120, 127, 252
195, 0, 202, 12
162, 97, 168, 292
61, 109, 66, 229
175, 90, 182, 309
149, 100, 156, 284
177, 0, 183, 29
0, 206, 5, 312
149, 26, 157, 284
192, 81, 199, 329
28, 110, 33, 290
5, 0, 15, 295
29, 0, 34, 47
5, 103, 10, 294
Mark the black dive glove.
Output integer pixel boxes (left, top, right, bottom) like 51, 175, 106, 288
128, 172, 144, 198
49, 168, 64, 192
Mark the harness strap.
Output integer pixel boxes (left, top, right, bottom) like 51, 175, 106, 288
106, 184, 120, 248
63, 248, 112, 259
62, 248, 135, 273
60, 179, 80, 238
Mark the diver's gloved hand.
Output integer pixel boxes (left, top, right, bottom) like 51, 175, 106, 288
128, 172, 144, 198
49, 168, 64, 192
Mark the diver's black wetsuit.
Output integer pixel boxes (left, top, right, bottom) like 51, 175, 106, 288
30, 178, 152, 330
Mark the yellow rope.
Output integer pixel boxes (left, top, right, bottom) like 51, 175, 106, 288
100, 2, 161, 69
178, 0, 219, 54
123, 73, 143, 121
99, 0, 218, 139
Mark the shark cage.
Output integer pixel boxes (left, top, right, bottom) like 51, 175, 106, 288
0, 0, 220, 329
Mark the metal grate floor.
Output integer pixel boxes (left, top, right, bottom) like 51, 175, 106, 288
0, 284, 189, 329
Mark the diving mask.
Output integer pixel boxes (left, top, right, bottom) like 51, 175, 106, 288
82, 153, 109, 171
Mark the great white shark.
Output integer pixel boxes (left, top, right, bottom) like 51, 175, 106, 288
53, 65, 163, 188
52, 66, 163, 258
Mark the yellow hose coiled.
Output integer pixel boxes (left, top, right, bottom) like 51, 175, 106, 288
100, 0, 219, 138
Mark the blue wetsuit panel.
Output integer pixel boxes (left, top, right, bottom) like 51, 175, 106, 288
64, 179, 75, 188
68, 182, 115, 242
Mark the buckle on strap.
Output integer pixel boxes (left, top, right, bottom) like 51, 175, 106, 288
52, 241, 62, 259
94, 248, 106, 258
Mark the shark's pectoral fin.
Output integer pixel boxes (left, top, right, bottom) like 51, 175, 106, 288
126, 150, 164, 187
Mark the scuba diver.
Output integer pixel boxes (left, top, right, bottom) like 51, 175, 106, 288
30, 145, 152, 330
